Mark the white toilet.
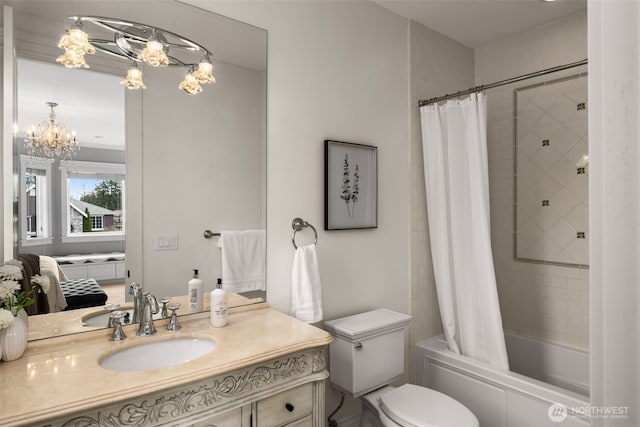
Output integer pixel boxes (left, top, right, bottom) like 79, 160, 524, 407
324, 309, 479, 427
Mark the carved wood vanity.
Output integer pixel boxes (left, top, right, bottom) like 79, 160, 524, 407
0, 303, 332, 427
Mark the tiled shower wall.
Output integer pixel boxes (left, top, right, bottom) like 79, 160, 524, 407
475, 11, 589, 350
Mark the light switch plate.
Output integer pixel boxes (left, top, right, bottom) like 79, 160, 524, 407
156, 234, 178, 251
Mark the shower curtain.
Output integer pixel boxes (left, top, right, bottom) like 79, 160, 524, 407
420, 93, 509, 370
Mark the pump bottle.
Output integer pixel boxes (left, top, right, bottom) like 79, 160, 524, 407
210, 278, 228, 327
188, 269, 204, 313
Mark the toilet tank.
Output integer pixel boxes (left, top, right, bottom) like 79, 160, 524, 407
324, 309, 411, 398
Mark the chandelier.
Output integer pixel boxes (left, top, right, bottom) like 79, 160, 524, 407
57, 16, 215, 95
25, 102, 79, 161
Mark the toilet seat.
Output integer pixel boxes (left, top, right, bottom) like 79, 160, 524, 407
378, 384, 479, 427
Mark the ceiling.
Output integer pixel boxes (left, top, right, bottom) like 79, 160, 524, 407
17, 58, 125, 151
14, 1, 587, 151
373, 0, 587, 48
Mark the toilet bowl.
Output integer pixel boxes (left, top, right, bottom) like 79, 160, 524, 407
324, 309, 479, 427
362, 384, 479, 427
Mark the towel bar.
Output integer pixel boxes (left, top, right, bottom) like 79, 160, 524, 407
203, 230, 221, 239
291, 218, 318, 249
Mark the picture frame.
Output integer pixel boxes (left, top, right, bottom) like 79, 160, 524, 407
324, 140, 378, 230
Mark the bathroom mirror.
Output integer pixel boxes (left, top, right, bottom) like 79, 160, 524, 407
514, 72, 588, 268
4, 1, 267, 340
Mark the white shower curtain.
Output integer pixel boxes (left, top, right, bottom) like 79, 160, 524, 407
420, 93, 509, 370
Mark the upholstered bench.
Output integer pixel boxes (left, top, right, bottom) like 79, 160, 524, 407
59, 278, 108, 310
53, 252, 125, 283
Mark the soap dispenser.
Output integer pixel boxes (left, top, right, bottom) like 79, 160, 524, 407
188, 269, 204, 313
210, 278, 228, 327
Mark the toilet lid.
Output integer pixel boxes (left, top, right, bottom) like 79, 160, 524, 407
379, 384, 479, 427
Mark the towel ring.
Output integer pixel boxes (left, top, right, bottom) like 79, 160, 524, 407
291, 217, 318, 249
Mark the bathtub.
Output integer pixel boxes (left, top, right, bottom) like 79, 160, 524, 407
416, 333, 590, 426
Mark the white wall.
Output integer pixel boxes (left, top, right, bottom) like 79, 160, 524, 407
183, 0, 411, 421
589, 2, 640, 425
188, 0, 411, 326
140, 60, 266, 297
476, 12, 589, 350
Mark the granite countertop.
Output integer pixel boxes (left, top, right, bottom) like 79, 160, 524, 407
0, 303, 332, 426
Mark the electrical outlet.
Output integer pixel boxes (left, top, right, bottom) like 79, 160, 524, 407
156, 234, 178, 251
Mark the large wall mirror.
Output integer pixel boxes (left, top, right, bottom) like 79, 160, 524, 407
514, 72, 588, 268
3, 1, 267, 340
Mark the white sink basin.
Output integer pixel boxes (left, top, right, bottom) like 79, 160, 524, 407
100, 338, 217, 372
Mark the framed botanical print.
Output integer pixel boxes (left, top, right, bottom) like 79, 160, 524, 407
324, 140, 378, 230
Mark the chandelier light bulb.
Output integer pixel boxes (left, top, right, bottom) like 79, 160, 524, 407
58, 27, 95, 55
121, 65, 147, 89
192, 58, 215, 84
56, 50, 90, 69
179, 70, 203, 95
58, 23, 95, 53
139, 32, 169, 67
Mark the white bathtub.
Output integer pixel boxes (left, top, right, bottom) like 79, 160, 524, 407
416, 333, 590, 426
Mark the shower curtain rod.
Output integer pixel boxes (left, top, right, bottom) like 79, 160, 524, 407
418, 58, 588, 107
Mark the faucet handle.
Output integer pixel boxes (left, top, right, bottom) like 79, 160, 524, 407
105, 303, 121, 328
167, 303, 181, 331
129, 282, 142, 296
159, 297, 171, 318
109, 310, 127, 341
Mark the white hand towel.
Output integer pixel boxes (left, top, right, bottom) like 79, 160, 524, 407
217, 230, 266, 293
290, 244, 323, 323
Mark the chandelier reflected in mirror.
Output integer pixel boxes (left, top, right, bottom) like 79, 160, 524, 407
25, 102, 79, 161
57, 16, 215, 95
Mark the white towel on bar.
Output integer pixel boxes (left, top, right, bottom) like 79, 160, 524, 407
217, 230, 266, 293
290, 244, 323, 323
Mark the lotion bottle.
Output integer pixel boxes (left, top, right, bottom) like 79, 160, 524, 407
210, 278, 228, 327
188, 269, 204, 313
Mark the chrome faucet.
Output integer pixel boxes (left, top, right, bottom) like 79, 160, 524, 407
136, 292, 159, 336
128, 282, 143, 324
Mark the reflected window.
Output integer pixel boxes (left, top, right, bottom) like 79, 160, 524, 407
20, 155, 53, 245
60, 160, 125, 241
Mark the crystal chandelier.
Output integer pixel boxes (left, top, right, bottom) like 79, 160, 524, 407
57, 16, 215, 95
25, 102, 79, 161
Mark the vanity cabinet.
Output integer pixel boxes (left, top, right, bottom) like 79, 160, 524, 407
256, 383, 314, 426
192, 407, 247, 427
194, 383, 314, 426
2, 306, 332, 427
43, 348, 328, 427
